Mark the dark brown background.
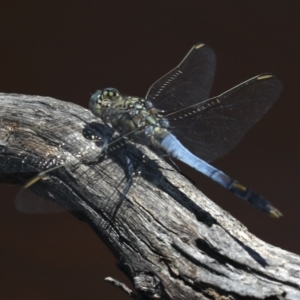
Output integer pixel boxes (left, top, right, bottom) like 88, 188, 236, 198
0, 1, 299, 299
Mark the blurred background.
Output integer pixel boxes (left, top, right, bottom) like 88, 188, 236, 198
0, 1, 299, 299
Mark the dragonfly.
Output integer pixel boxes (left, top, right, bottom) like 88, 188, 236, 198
20, 42, 283, 217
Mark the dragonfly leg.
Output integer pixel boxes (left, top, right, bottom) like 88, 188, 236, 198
109, 148, 144, 221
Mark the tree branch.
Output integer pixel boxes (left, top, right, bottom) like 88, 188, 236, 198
0, 93, 299, 300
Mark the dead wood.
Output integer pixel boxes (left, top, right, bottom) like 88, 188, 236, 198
0, 93, 299, 300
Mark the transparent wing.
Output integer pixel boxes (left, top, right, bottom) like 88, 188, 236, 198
165, 74, 282, 162
146, 43, 216, 110
16, 187, 66, 213
15, 121, 113, 213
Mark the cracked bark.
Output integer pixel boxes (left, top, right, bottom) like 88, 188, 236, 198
0, 93, 299, 300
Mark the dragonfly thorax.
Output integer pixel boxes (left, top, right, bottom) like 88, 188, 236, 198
90, 88, 170, 146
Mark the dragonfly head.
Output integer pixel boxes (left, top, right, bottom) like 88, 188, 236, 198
90, 87, 121, 119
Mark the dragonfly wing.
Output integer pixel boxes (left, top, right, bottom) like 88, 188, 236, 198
167, 74, 283, 162
16, 187, 66, 213
15, 122, 113, 213
146, 43, 216, 109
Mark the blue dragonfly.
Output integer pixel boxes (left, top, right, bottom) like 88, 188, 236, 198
89, 43, 282, 217
20, 43, 283, 216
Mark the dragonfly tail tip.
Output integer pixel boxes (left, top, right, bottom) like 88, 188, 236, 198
269, 207, 283, 218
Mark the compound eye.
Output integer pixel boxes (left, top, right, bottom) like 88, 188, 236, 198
101, 87, 120, 100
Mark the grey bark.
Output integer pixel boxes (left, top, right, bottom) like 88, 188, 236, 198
0, 92, 299, 300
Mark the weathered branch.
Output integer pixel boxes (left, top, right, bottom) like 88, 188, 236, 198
0, 93, 299, 300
